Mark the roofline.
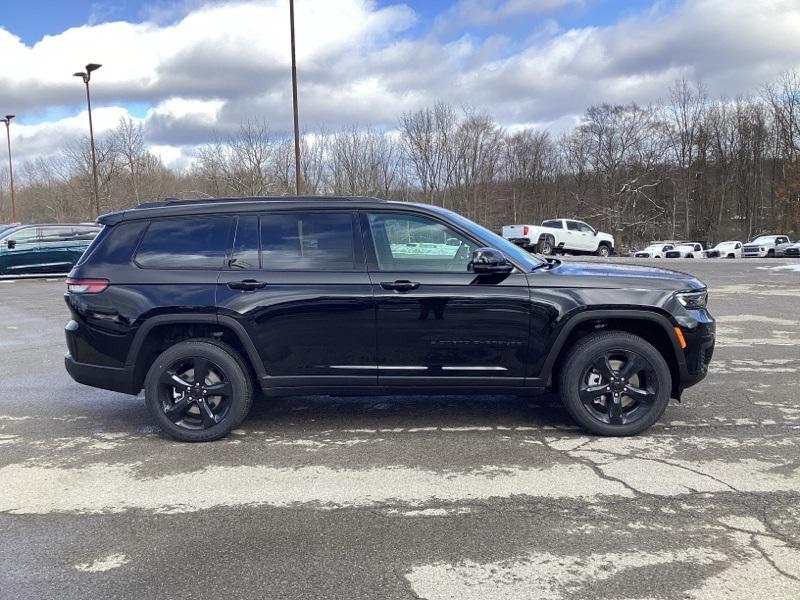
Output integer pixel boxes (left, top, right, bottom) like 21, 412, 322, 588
98, 195, 425, 225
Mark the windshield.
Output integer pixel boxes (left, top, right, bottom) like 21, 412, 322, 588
715, 241, 736, 248
675, 245, 695, 251
437, 208, 546, 270
0, 225, 14, 239
751, 236, 775, 244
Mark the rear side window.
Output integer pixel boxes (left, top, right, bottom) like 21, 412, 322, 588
40, 226, 77, 242
135, 216, 233, 269
260, 212, 355, 270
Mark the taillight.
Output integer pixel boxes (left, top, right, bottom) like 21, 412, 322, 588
66, 278, 109, 294
523, 225, 529, 235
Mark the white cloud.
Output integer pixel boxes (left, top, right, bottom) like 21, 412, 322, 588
1, 0, 800, 167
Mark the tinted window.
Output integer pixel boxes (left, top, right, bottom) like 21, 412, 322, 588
576, 222, 594, 233
136, 216, 232, 269
566, 221, 580, 231
260, 212, 355, 270
229, 216, 260, 270
368, 212, 475, 272
542, 219, 561, 228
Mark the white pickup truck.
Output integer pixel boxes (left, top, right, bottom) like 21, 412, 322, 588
502, 219, 615, 257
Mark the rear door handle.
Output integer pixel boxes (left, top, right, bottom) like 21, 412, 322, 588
227, 279, 267, 291
380, 280, 420, 292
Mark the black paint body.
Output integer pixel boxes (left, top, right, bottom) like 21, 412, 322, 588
64, 197, 715, 399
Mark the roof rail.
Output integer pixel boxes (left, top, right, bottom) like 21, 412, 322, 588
134, 195, 385, 210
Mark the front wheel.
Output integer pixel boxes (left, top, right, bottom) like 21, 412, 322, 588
144, 339, 253, 442
595, 244, 611, 258
558, 331, 672, 436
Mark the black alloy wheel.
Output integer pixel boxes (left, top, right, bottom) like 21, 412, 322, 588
145, 340, 253, 442
558, 331, 671, 436
159, 357, 232, 430
577, 350, 656, 426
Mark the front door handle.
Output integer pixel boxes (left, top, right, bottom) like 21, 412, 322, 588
380, 280, 420, 292
227, 279, 267, 291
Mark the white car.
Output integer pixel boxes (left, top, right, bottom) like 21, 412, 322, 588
709, 240, 743, 259
634, 243, 675, 258
664, 242, 706, 258
742, 235, 791, 258
502, 219, 615, 257
780, 241, 800, 258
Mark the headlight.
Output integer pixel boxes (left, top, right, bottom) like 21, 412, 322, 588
676, 290, 708, 309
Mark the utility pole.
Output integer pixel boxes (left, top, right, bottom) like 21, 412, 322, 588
0, 115, 16, 222
73, 63, 102, 215
289, 0, 302, 195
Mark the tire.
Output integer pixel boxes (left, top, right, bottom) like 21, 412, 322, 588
537, 237, 554, 256
557, 330, 672, 436
144, 339, 253, 442
595, 244, 611, 258
767, 249, 775, 258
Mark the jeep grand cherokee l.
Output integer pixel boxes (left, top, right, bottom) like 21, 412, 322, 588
64, 197, 715, 442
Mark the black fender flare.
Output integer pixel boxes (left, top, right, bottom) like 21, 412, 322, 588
537, 308, 686, 384
125, 313, 266, 379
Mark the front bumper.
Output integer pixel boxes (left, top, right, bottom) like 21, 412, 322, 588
677, 317, 715, 392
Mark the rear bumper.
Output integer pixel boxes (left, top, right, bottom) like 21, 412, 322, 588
64, 318, 139, 394
64, 354, 139, 394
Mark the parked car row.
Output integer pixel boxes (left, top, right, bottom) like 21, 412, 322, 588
0, 223, 102, 276
631, 235, 799, 259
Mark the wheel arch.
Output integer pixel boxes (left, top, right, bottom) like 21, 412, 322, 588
541, 309, 685, 398
126, 314, 265, 392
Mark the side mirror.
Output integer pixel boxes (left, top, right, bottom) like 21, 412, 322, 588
470, 247, 513, 274
7, 239, 16, 249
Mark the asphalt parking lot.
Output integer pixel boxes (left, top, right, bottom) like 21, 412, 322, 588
1, 258, 799, 600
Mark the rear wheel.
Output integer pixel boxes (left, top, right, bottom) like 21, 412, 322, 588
537, 237, 554, 255
144, 339, 253, 442
558, 331, 671, 436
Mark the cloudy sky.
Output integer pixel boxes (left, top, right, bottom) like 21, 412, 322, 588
1, 0, 800, 168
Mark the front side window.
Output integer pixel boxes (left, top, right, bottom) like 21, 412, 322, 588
136, 216, 233, 269
5, 227, 38, 244
576, 222, 594, 233
367, 212, 475, 272
260, 212, 355, 270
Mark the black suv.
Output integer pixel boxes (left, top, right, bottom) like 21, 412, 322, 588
64, 197, 715, 441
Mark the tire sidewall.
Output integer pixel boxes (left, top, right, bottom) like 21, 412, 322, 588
596, 245, 610, 257
559, 332, 672, 436
539, 238, 554, 255
145, 340, 252, 442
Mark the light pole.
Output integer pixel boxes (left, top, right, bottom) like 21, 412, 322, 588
289, 0, 302, 195
0, 115, 15, 222
73, 63, 102, 216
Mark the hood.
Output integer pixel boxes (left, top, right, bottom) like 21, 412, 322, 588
544, 260, 705, 291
